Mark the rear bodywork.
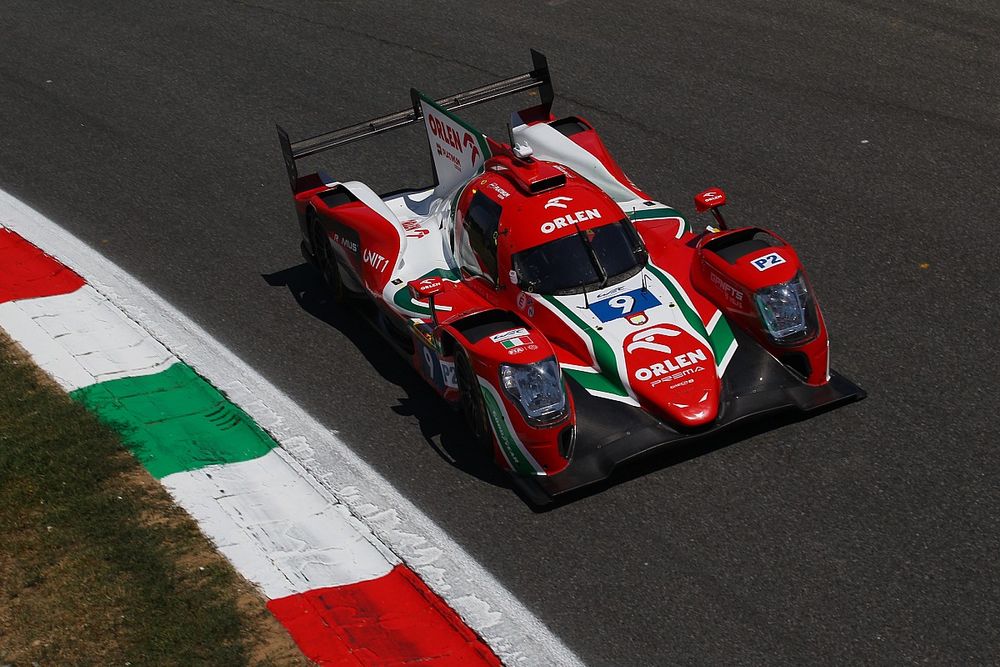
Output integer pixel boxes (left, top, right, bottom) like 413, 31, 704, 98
276, 51, 864, 504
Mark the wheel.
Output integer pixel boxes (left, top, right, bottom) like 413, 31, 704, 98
308, 213, 344, 301
454, 348, 493, 456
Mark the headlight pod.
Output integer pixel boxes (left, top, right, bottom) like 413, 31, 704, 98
498, 357, 567, 426
754, 273, 818, 344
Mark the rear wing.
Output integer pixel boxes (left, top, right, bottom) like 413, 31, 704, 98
276, 49, 553, 192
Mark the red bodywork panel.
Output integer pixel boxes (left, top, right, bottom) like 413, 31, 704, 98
691, 227, 829, 385
441, 317, 575, 476
294, 182, 402, 295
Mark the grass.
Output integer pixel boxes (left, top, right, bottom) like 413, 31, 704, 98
0, 333, 311, 666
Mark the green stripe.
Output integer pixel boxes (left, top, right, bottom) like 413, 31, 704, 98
707, 316, 737, 364
71, 362, 276, 479
564, 368, 628, 397
645, 264, 712, 345
648, 263, 736, 369
479, 382, 537, 475
628, 206, 691, 232
541, 295, 626, 395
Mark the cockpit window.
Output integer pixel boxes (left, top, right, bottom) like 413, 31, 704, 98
512, 219, 648, 295
459, 192, 502, 282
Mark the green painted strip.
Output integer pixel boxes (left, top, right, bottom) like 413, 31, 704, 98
564, 368, 628, 397
628, 207, 681, 221
541, 295, 627, 396
628, 206, 691, 232
478, 381, 537, 475
707, 315, 737, 364
71, 362, 276, 479
645, 263, 712, 345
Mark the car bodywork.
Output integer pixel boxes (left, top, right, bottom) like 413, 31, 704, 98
276, 51, 865, 504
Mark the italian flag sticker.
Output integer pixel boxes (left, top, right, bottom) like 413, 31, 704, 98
501, 336, 532, 349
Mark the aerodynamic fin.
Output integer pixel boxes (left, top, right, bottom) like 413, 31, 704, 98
275, 49, 553, 192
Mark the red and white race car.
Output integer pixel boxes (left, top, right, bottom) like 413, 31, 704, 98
276, 51, 865, 504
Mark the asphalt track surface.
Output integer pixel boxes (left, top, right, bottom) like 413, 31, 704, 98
1, 1, 997, 664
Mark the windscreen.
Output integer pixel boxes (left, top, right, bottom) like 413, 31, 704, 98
512, 219, 648, 295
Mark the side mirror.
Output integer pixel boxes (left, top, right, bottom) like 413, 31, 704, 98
408, 277, 447, 324
694, 187, 727, 213
693, 187, 729, 230
408, 276, 446, 300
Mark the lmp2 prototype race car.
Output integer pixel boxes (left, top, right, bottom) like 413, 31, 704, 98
276, 51, 865, 504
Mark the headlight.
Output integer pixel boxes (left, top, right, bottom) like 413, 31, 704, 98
499, 357, 567, 425
754, 273, 817, 344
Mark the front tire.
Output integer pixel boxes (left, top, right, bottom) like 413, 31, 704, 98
455, 348, 493, 458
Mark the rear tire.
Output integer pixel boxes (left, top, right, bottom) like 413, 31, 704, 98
308, 213, 344, 302
455, 348, 493, 457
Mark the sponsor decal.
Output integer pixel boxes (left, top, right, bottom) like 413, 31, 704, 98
435, 143, 461, 171
544, 196, 573, 209
490, 327, 529, 344
751, 252, 786, 271
625, 326, 682, 355
594, 284, 628, 300
427, 113, 481, 165
702, 190, 724, 206
414, 276, 445, 294
516, 292, 536, 317
401, 219, 429, 239
420, 345, 437, 383
420, 343, 457, 391
633, 350, 708, 382
490, 328, 536, 354
363, 248, 389, 273
710, 271, 744, 305
329, 220, 360, 256
440, 360, 458, 389
541, 209, 601, 234
500, 336, 532, 349
488, 182, 511, 200
623, 325, 713, 389
589, 287, 661, 323
419, 96, 488, 192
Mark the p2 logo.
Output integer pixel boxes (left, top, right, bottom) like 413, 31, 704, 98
751, 252, 786, 272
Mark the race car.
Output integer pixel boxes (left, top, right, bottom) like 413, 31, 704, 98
276, 50, 865, 504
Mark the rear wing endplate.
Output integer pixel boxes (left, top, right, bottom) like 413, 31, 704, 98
276, 49, 552, 191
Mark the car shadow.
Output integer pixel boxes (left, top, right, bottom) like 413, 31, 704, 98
263, 262, 834, 512
262, 263, 512, 491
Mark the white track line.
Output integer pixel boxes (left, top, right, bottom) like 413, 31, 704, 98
0, 287, 178, 391
0, 188, 583, 667
161, 451, 397, 600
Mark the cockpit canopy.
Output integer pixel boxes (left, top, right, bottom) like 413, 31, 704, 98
512, 219, 647, 295
453, 156, 648, 292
